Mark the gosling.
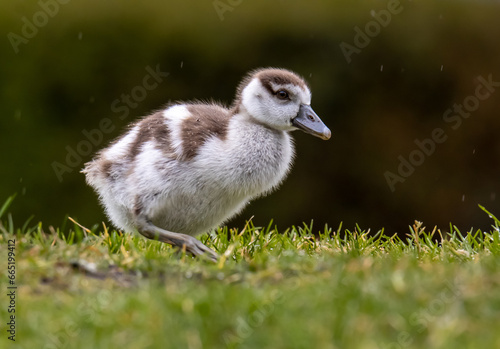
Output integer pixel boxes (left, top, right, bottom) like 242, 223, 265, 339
83, 67, 331, 261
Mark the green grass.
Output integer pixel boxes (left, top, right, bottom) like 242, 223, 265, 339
1, 195, 500, 349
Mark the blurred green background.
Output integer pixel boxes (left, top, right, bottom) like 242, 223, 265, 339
2, 0, 499, 235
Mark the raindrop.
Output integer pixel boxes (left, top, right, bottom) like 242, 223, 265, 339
309, 73, 312, 78
78, 31, 83, 40
462, 194, 465, 202
370, 10, 376, 17
180, 61, 184, 68
380, 65, 384, 72
440, 65, 443, 71
491, 192, 496, 201
472, 149, 476, 154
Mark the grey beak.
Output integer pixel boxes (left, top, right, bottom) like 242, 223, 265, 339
292, 104, 331, 140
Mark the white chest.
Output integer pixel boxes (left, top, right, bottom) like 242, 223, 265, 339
194, 115, 295, 199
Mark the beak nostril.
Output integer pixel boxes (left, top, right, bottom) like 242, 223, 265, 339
294, 104, 329, 139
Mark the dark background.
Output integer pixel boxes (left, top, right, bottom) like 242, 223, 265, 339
2, 0, 499, 236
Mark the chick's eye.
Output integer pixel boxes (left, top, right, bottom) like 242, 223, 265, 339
276, 90, 289, 100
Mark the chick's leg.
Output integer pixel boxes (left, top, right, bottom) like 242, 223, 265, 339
134, 215, 218, 262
